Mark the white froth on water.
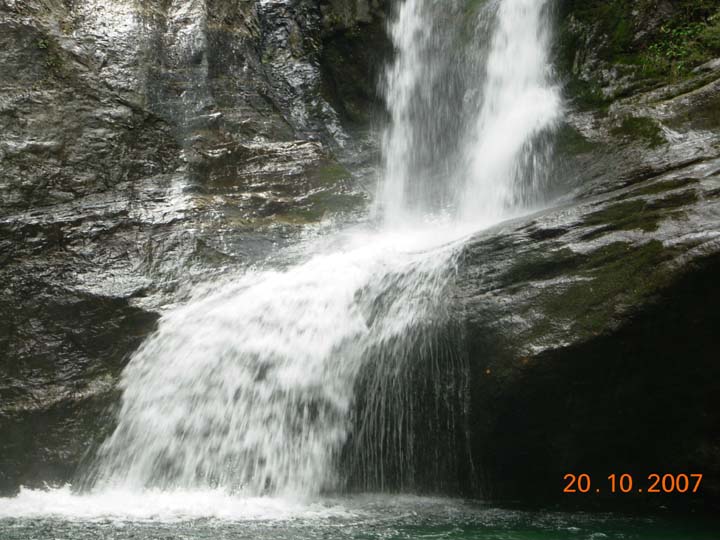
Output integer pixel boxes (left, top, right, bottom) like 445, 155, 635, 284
0, 486, 354, 522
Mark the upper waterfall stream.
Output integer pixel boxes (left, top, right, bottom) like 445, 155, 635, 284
380, 0, 560, 226
85, 0, 561, 498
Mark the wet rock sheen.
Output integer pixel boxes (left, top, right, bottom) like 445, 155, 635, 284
1, 0, 719, 513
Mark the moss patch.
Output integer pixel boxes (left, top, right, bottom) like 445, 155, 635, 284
498, 237, 697, 349
276, 191, 367, 224
610, 116, 666, 148
626, 177, 700, 198
554, 123, 598, 156
542, 240, 679, 334
498, 248, 583, 288
309, 162, 352, 186
584, 200, 654, 232
582, 190, 697, 239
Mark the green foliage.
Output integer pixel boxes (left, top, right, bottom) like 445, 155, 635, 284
635, 3, 720, 78
673, 0, 719, 22
34, 36, 65, 74
699, 11, 720, 50
640, 22, 713, 77
558, 0, 720, 99
649, 24, 705, 60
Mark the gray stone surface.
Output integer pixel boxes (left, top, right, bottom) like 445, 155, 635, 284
0, 0, 387, 493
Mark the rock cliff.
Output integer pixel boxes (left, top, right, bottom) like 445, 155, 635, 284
1, 0, 719, 512
0, 0, 389, 492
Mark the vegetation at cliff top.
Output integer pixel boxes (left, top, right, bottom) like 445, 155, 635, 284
641, 11, 720, 77
560, 0, 720, 90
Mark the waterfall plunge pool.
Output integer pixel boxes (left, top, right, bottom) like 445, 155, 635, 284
0, 490, 717, 539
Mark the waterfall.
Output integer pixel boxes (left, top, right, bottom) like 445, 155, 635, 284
460, 0, 561, 222
85, 231, 462, 495
85, 0, 561, 497
380, 0, 560, 226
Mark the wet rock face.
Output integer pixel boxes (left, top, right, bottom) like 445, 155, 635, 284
0, 0, 388, 494
318, 0, 390, 126
1, 0, 719, 508
0, 10, 180, 212
455, 37, 720, 507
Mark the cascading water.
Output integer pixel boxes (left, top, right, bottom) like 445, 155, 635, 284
460, 0, 562, 222
380, 0, 561, 225
84, 231, 463, 496
82, 0, 561, 498
380, 0, 472, 223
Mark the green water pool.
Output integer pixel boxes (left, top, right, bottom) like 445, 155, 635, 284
0, 492, 716, 539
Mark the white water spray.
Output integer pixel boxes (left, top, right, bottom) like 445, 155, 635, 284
3, 0, 563, 511
380, 0, 433, 223
461, 0, 561, 222
380, 0, 561, 225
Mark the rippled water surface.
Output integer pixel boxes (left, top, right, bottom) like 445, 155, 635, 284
0, 491, 716, 540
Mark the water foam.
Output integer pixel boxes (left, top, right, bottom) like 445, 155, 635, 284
0, 486, 354, 522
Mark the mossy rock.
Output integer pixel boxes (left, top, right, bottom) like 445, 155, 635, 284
319, 9, 390, 126
557, 0, 720, 103
308, 161, 353, 186
272, 191, 366, 225
554, 123, 598, 156
498, 248, 583, 288
539, 239, 680, 337
581, 190, 697, 239
625, 177, 699, 198
610, 116, 666, 148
